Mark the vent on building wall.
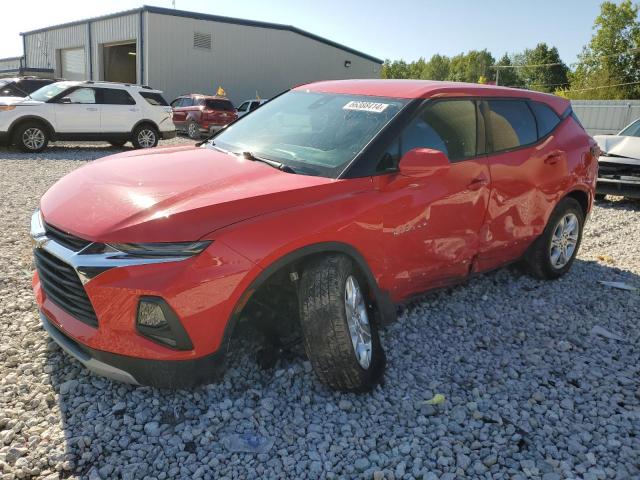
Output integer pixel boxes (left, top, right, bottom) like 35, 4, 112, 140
193, 32, 212, 50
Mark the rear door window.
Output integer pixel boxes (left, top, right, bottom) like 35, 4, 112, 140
529, 101, 561, 138
487, 100, 537, 151
20, 80, 51, 94
0, 82, 24, 97
401, 99, 478, 162
249, 101, 261, 111
99, 88, 136, 105
205, 99, 235, 111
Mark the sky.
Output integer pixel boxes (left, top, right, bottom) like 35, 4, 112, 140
1, 0, 606, 66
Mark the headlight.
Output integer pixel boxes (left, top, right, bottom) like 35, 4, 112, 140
108, 241, 211, 258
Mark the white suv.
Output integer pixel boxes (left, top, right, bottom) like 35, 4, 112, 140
0, 81, 176, 152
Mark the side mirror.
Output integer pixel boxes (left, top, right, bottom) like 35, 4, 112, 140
398, 148, 450, 177
59, 97, 72, 104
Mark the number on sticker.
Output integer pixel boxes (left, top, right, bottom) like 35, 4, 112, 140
343, 101, 389, 113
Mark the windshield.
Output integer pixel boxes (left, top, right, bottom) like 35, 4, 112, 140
619, 118, 640, 137
29, 83, 73, 102
209, 90, 408, 177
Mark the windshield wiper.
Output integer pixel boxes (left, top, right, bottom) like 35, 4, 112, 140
241, 151, 295, 173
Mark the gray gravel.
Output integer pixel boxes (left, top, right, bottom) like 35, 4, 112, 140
1, 139, 639, 479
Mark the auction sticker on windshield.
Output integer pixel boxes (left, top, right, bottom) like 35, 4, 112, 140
343, 101, 389, 113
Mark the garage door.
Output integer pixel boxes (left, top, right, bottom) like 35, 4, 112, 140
60, 48, 86, 80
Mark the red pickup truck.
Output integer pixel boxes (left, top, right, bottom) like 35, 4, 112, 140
171, 94, 237, 139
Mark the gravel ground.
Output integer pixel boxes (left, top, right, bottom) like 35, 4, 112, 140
1, 139, 639, 480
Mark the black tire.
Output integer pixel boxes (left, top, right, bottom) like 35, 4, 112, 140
131, 124, 159, 149
187, 121, 201, 140
522, 197, 584, 280
299, 255, 385, 392
13, 122, 49, 153
108, 140, 127, 148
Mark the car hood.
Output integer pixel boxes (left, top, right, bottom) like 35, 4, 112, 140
0, 96, 28, 105
594, 134, 640, 161
40, 145, 342, 243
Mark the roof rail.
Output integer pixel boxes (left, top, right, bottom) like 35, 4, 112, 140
80, 80, 156, 89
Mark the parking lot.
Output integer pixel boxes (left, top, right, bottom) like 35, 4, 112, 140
0, 140, 639, 480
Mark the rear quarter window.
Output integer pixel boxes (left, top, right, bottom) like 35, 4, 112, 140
140, 92, 169, 106
487, 100, 537, 151
529, 101, 561, 138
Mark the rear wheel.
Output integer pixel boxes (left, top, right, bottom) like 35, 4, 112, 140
187, 121, 201, 140
522, 197, 584, 279
299, 255, 385, 392
132, 124, 159, 149
14, 122, 49, 152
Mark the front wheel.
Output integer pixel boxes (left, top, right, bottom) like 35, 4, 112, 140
132, 124, 159, 149
522, 197, 584, 279
14, 123, 49, 152
299, 255, 385, 392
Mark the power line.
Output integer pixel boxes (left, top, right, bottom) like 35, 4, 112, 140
555, 80, 640, 93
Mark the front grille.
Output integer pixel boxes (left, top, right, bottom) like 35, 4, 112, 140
44, 222, 91, 251
599, 159, 640, 181
34, 248, 98, 327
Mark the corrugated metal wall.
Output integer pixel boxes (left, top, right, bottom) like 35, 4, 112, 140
571, 100, 640, 135
91, 13, 140, 81
0, 57, 23, 71
24, 24, 88, 76
24, 14, 141, 81
146, 13, 381, 104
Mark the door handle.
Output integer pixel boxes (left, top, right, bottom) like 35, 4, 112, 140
86, 107, 98, 112
468, 176, 489, 191
544, 151, 562, 165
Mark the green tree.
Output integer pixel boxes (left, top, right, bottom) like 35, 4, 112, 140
447, 50, 495, 83
421, 54, 450, 80
518, 43, 569, 93
568, 0, 640, 99
494, 53, 524, 88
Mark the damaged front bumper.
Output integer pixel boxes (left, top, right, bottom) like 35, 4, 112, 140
596, 155, 640, 199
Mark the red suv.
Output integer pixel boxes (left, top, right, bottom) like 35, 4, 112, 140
171, 94, 237, 139
31, 80, 598, 392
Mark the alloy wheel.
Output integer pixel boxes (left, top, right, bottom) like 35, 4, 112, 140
549, 213, 579, 269
138, 129, 156, 148
22, 128, 45, 151
344, 275, 372, 369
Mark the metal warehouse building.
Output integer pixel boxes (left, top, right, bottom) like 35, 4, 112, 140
13, 5, 382, 104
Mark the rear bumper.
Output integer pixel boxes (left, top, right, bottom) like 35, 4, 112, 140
41, 311, 226, 388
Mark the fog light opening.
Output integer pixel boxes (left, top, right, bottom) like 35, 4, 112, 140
136, 297, 193, 350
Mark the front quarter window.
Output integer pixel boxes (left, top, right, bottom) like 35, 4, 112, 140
211, 90, 408, 177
